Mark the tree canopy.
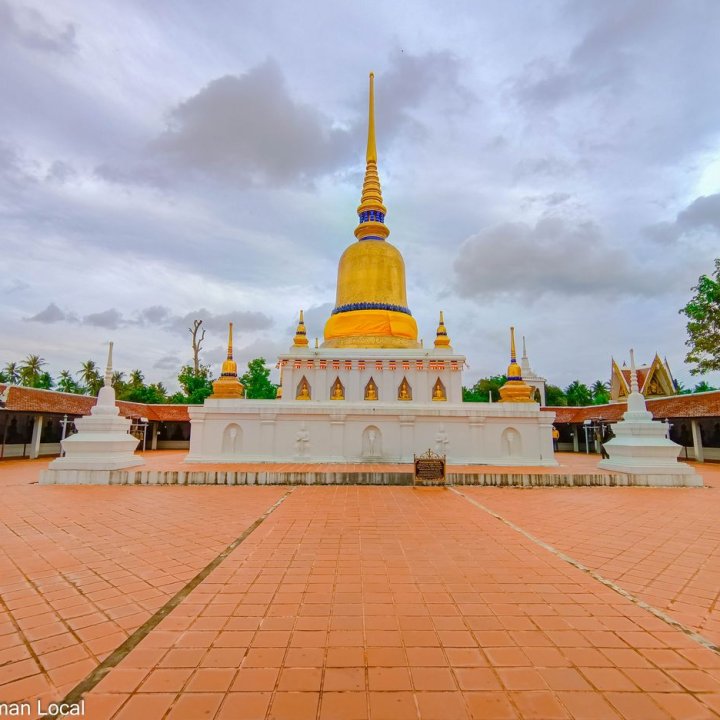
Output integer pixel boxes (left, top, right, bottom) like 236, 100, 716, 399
240, 358, 278, 399
680, 258, 720, 374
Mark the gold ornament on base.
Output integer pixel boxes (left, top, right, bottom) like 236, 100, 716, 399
210, 323, 245, 399
499, 326, 534, 403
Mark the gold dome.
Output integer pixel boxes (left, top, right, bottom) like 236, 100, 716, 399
322, 73, 419, 349
434, 311, 451, 348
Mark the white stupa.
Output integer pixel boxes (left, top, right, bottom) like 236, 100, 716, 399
598, 349, 701, 486
41, 342, 143, 484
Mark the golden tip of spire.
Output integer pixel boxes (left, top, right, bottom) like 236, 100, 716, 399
299, 309, 304, 322
510, 326, 516, 359
439, 311, 444, 323
366, 71, 377, 163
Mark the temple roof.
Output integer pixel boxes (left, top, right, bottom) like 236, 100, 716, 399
0, 384, 189, 422
547, 390, 720, 423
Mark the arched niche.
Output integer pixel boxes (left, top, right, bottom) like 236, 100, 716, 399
364, 377, 379, 401
501, 427, 522, 457
221, 423, 242, 455
296, 376, 311, 400
431, 377, 447, 401
362, 425, 382, 458
398, 376, 412, 401
330, 376, 345, 400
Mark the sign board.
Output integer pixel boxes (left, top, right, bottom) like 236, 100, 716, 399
414, 449, 446, 485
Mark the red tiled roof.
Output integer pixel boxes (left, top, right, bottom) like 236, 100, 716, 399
545, 390, 720, 423
0, 385, 189, 422
620, 367, 649, 391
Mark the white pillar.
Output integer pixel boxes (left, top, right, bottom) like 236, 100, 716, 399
572, 424, 579, 452
29, 414, 44, 459
691, 419, 704, 463
151, 422, 159, 450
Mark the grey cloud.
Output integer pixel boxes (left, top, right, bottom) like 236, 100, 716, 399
0, 0, 77, 56
46, 160, 76, 183
646, 193, 720, 244
26, 302, 68, 323
169, 309, 273, 336
151, 60, 354, 186
453, 217, 671, 300
137, 305, 172, 324
83, 308, 123, 329
153, 354, 181, 370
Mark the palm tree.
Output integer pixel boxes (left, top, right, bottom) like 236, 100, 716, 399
129, 369, 144, 387
78, 360, 102, 396
20, 355, 46, 387
58, 370, 79, 393
591, 380, 610, 405
3, 362, 20, 384
565, 380, 593, 406
693, 380, 716, 393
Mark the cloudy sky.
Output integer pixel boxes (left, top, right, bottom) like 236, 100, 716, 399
2, 0, 719, 392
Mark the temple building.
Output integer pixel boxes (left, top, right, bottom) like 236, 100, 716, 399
610, 354, 677, 402
520, 336, 546, 404
185, 74, 556, 465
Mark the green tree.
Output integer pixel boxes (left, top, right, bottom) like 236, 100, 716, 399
20, 355, 46, 387
680, 258, 720, 374
171, 365, 214, 404
462, 375, 507, 402
565, 380, 593, 406
58, 370, 83, 393
0, 369, 6, 383
692, 380, 716, 393
35, 371, 54, 390
591, 380, 610, 405
240, 358, 278, 399
3, 362, 20, 384
79, 360, 103, 396
544, 384, 567, 406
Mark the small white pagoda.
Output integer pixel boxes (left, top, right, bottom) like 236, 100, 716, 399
598, 349, 701, 486
41, 342, 143, 484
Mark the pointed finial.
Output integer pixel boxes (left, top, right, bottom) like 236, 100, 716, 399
629, 348, 639, 394
315, 337, 319, 349
293, 309, 309, 347
227, 322, 234, 360
367, 72, 377, 163
510, 326, 517, 362
522, 335, 527, 359
355, 73, 389, 241
104, 341, 114, 387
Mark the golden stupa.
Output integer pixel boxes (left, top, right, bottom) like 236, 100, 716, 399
293, 310, 309, 347
498, 326, 534, 403
322, 73, 419, 349
434, 311, 451, 348
210, 323, 244, 399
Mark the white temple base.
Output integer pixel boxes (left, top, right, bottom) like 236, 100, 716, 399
186, 399, 557, 466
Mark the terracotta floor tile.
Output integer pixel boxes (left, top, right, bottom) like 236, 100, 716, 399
368, 666, 412, 691
138, 668, 193, 693
320, 691, 368, 720
216, 691, 271, 720
165, 692, 224, 719
113, 692, 175, 720
185, 667, 236, 693
454, 666, 502, 691
464, 691, 518, 720
368, 691, 418, 720
232, 667, 279, 691
268, 691, 319, 720
416, 691, 469, 719
277, 667, 322, 691
496, 667, 548, 691
323, 666, 365, 691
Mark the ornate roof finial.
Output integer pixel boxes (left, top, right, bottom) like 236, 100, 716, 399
293, 310, 309, 347
355, 72, 389, 242
104, 341, 114, 387
434, 311, 451, 348
210, 322, 244, 398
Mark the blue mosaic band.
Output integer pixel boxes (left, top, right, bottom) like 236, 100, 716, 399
332, 302, 412, 316
358, 210, 385, 223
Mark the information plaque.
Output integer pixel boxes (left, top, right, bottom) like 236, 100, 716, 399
414, 449, 446, 485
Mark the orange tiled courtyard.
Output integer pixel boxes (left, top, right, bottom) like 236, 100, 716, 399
1, 454, 720, 719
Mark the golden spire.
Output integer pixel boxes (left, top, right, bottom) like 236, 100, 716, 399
355, 72, 389, 242
434, 311, 451, 348
499, 326, 534, 402
210, 322, 244, 398
293, 310, 308, 347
